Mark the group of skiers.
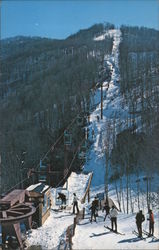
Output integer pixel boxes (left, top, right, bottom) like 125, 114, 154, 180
89, 196, 155, 237
57, 192, 155, 238
89, 197, 118, 232
57, 192, 80, 214
136, 209, 154, 237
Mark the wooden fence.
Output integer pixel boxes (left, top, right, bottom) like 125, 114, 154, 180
58, 172, 93, 250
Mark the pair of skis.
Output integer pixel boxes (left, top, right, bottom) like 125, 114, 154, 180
132, 229, 159, 241
143, 230, 159, 241
104, 225, 125, 235
105, 226, 159, 241
132, 230, 146, 241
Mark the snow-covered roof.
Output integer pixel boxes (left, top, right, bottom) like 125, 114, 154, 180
26, 182, 50, 193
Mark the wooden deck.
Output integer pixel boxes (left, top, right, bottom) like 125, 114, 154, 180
0, 189, 29, 207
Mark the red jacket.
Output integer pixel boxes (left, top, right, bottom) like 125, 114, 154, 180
149, 212, 154, 223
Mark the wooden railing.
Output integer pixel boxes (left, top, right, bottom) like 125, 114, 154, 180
66, 208, 85, 250
58, 171, 93, 250
81, 172, 93, 204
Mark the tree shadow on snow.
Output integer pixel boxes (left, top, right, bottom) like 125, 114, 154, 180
118, 237, 144, 243
79, 221, 91, 226
148, 238, 159, 243
54, 214, 73, 219
90, 232, 111, 238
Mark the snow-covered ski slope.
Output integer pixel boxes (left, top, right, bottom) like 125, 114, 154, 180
73, 211, 159, 250
27, 29, 159, 249
85, 29, 129, 187
72, 29, 159, 249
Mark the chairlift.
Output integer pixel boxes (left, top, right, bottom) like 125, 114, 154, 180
39, 174, 47, 183
64, 130, 72, 146
76, 115, 84, 126
39, 161, 47, 183
78, 141, 87, 160
78, 151, 86, 160
39, 165, 47, 183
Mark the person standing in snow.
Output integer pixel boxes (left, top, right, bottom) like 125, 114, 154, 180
103, 202, 110, 221
72, 193, 79, 214
135, 210, 145, 237
147, 209, 154, 236
110, 205, 118, 232
57, 192, 66, 206
86, 128, 89, 140
93, 196, 99, 209
89, 197, 98, 222
91, 128, 95, 139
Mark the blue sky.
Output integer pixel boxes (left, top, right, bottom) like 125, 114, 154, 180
1, 0, 159, 39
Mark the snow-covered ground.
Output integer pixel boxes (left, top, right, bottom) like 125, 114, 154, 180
86, 29, 129, 186
73, 178, 159, 250
27, 209, 73, 249
73, 209, 159, 250
27, 172, 92, 248
27, 28, 159, 249
72, 29, 159, 249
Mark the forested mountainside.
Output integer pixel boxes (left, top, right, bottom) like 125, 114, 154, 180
0, 23, 159, 195
0, 23, 114, 193
111, 26, 159, 180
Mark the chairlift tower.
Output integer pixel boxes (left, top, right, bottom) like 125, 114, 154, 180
101, 81, 103, 120
64, 130, 72, 188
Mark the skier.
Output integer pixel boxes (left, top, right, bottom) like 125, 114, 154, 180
57, 192, 66, 206
147, 209, 154, 236
103, 202, 110, 221
89, 197, 98, 222
72, 193, 79, 214
93, 196, 99, 209
91, 128, 95, 139
110, 205, 118, 232
86, 128, 89, 139
136, 210, 145, 237
97, 115, 100, 122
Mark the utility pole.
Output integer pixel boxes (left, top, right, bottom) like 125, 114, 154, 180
100, 55, 105, 120
0, 154, 2, 196
136, 178, 140, 210
126, 164, 129, 214
101, 81, 103, 120
17, 151, 26, 189
105, 152, 109, 203
64, 145, 68, 189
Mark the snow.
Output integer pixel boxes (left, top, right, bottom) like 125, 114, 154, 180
73, 210, 159, 249
26, 28, 159, 250
27, 172, 92, 248
73, 29, 159, 249
67, 172, 92, 205
93, 29, 119, 41
94, 33, 108, 41
73, 178, 159, 249
27, 209, 73, 249
85, 28, 128, 187
26, 183, 49, 193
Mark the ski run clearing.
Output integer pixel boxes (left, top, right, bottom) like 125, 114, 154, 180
27, 29, 159, 249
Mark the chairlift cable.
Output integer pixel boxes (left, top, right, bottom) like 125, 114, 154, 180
55, 137, 86, 188
3, 111, 87, 195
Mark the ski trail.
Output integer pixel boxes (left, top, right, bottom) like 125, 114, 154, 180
73, 29, 159, 248
85, 29, 128, 187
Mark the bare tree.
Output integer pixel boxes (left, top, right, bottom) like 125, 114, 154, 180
102, 120, 114, 202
